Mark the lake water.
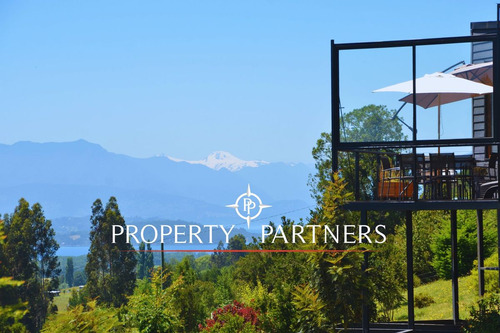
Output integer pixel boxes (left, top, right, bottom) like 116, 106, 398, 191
58, 246, 89, 256
57, 243, 222, 257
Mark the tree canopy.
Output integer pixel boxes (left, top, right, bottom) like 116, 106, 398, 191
85, 197, 137, 307
1, 199, 60, 332
310, 104, 406, 202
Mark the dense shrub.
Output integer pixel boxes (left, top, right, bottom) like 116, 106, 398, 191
432, 211, 496, 279
199, 300, 261, 332
41, 300, 124, 332
68, 288, 87, 309
463, 293, 500, 333
471, 253, 500, 294
414, 293, 435, 309
127, 271, 181, 333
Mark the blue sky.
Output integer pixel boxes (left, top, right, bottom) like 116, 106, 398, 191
0, 1, 498, 163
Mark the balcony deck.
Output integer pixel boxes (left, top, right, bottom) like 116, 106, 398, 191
331, 32, 500, 332
344, 199, 500, 211
342, 319, 462, 332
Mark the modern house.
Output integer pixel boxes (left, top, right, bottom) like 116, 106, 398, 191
331, 9, 500, 333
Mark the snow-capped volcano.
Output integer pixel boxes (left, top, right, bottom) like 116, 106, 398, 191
168, 151, 269, 171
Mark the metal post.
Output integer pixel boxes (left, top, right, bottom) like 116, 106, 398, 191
161, 242, 165, 289
355, 152, 360, 200
497, 3, 500, 28
494, 35, 500, 203
412, 45, 418, 201
331, 41, 339, 175
362, 251, 369, 333
451, 210, 459, 324
376, 154, 381, 199
406, 211, 415, 328
161, 243, 165, 268
477, 209, 485, 296
361, 210, 369, 333
495, 38, 500, 294
497, 209, 500, 289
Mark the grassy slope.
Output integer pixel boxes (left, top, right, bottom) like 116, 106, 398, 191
52, 287, 79, 313
393, 274, 479, 321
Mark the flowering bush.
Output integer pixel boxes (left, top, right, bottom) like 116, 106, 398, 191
199, 300, 261, 332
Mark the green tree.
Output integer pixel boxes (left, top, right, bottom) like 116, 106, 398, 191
137, 242, 146, 279
127, 268, 182, 332
65, 258, 74, 288
309, 105, 407, 238
84, 198, 104, 301
174, 256, 198, 285
341, 104, 405, 143
0, 220, 28, 332
169, 256, 216, 331
292, 176, 368, 331
137, 242, 154, 280
32, 203, 60, 327
2, 200, 37, 332
3, 199, 35, 288
307, 106, 409, 324
234, 219, 309, 289
294, 175, 407, 329
228, 234, 246, 264
236, 279, 298, 332
211, 241, 228, 268
85, 197, 137, 307
2, 199, 59, 331
232, 218, 312, 332
145, 243, 154, 279
211, 234, 247, 269
309, 104, 406, 202
432, 210, 497, 279
73, 271, 86, 286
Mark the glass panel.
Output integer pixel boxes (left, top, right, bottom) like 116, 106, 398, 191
338, 46, 412, 143
415, 42, 493, 141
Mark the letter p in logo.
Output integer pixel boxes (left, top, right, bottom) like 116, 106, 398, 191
243, 198, 256, 213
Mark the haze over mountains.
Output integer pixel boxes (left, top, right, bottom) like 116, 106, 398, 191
0, 140, 314, 234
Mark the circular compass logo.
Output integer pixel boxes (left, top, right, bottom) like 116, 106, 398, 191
226, 184, 271, 228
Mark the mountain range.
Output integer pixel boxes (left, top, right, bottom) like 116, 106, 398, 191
0, 140, 315, 245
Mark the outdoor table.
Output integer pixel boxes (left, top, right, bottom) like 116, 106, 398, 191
421, 154, 475, 200
379, 153, 479, 200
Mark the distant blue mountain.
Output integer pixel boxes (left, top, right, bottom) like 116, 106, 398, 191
0, 140, 314, 228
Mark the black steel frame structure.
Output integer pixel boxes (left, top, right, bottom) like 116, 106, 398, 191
331, 34, 500, 332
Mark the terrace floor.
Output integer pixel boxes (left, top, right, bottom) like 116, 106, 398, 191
341, 320, 462, 332
344, 199, 500, 211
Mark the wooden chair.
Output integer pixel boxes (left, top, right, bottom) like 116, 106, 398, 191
485, 153, 497, 181
455, 155, 475, 199
429, 153, 455, 200
397, 153, 425, 200
474, 153, 497, 199
378, 155, 400, 199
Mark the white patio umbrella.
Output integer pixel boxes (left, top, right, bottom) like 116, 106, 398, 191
451, 61, 493, 86
374, 72, 493, 151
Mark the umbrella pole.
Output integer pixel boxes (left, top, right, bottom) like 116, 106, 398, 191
438, 97, 441, 154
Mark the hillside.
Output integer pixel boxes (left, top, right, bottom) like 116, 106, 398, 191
393, 275, 479, 321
